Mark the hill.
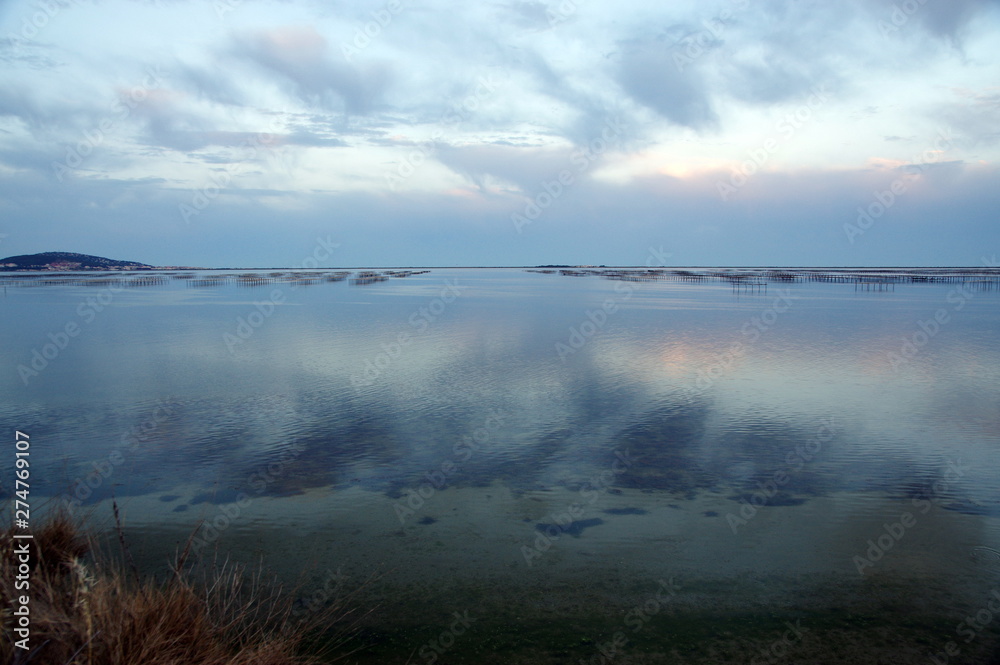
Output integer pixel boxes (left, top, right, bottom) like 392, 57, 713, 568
0, 251, 153, 271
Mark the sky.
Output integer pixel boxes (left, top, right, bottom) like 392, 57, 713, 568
0, 0, 998, 268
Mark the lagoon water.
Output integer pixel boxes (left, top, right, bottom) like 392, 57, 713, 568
3, 268, 1000, 663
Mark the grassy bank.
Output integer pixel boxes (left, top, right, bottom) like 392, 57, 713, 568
0, 512, 364, 665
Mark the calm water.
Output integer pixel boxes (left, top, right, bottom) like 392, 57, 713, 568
3, 268, 1000, 663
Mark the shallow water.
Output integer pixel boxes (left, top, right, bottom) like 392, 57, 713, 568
3, 268, 1000, 662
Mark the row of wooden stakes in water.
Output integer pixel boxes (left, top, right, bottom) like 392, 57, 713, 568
527, 268, 1000, 289
0, 274, 170, 288
183, 269, 430, 287
0, 270, 432, 289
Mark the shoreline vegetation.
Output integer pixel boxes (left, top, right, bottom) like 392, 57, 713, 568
0, 510, 368, 665
4, 513, 1000, 664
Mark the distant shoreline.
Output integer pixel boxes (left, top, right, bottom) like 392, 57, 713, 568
3, 265, 999, 272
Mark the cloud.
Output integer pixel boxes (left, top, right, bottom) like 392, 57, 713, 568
723, 56, 817, 105
933, 87, 1000, 148
497, 1, 554, 29
128, 88, 216, 152
232, 26, 393, 116
0, 82, 108, 134
1, 0, 999, 267
1, 146, 998, 267
515, 47, 629, 146
0, 36, 62, 69
434, 143, 583, 192
865, 0, 1000, 45
171, 62, 248, 108
616, 41, 718, 131
906, 0, 999, 43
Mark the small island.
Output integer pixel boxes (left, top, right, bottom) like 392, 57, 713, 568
0, 251, 155, 271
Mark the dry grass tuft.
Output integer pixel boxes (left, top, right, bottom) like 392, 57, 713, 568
0, 511, 367, 665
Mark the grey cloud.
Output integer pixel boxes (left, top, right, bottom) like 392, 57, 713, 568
0, 37, 62, 69
130, 96, 352, 154
434, 143, 583, 192
0, 83, 104, 133
0, 86, 44, 126
0, 141, 64, 177
2, 154, 999, 267
616, 42, 718, 130
132, 100, 215, 152
723, 57, 817, 104
518, 48, 633, 146
867, 0, 1000, 44
497, 1, 554, 29
284, 132, 349, 147
154, 130, 348, 161
232, 26, 393, 116
172, 63, 248, 107
933, 89, 1000, 148
902, 0, 999, 42
709, 1, 849, 105
634, 3, 862, 112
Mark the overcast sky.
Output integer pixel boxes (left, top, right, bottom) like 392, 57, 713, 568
1, 0, 998, 267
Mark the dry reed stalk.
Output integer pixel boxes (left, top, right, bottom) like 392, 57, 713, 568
0, 509, 373, 665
